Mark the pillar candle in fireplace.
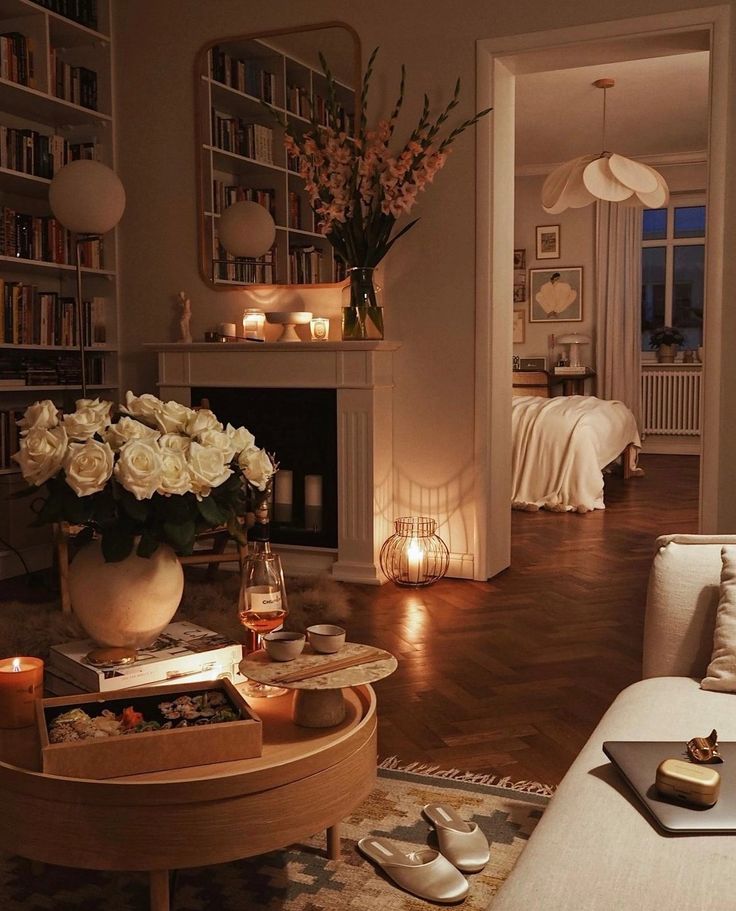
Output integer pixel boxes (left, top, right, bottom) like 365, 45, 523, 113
274, 469, 293, 523
305, 474, 323, 508
0, 657, 44, 728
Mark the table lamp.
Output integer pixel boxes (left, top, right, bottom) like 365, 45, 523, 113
216, 200, 276, 285
557, 333, 591, 368
49, 160, 126, 398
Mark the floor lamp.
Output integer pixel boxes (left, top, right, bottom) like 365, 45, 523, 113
49, 160, 126, 399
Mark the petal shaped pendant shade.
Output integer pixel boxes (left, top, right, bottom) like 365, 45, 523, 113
541, 79, 669, 213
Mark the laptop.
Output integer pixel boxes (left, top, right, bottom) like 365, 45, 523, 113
603, 741, 736, 835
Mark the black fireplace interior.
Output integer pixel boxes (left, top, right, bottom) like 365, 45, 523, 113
192, 387, 337, 549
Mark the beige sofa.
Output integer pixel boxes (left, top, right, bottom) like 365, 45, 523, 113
493, 534, 736, 911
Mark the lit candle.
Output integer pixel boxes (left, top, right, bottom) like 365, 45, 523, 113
406, 539, 423, 584
309, 317, 330, 340
0, 657, 44, 728
304, 474, 322, 508
243, 308, 266, 340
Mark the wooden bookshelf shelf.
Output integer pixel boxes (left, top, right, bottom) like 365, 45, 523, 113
0, 343, 117, 351
0, 77, 111, 126
0, 255, 115, 276
2, 383, 115, 391
0, 166, 51, 197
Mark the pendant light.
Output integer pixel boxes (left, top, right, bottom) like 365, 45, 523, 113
542, 78, 669, 214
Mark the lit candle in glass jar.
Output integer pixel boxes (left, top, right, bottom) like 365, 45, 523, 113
309, 317, 330, 340
406, 539, 423, 584
0, 657, 44, 728
243, 309, 266, 340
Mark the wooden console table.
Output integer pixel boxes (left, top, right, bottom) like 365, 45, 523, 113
512, 370, 564, 397
0, 685, 377, 911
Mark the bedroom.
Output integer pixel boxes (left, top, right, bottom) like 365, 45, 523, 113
0, 2, 735, 909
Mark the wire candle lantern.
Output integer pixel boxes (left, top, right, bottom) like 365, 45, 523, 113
380, 517, 450, 587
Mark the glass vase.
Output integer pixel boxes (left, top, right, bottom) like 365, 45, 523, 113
341, 266, 384, 340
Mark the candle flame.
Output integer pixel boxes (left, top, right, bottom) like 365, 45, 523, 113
11, 658, 21, 672
408, 539, 423, 560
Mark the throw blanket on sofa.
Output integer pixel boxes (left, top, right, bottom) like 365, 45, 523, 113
511, 395, 641, 513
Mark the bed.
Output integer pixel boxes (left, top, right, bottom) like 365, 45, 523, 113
511, 394, 641, 513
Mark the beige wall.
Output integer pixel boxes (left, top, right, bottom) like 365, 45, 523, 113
113, 0, 736, 563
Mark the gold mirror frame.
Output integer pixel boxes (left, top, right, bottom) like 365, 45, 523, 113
194, 22, 361, 291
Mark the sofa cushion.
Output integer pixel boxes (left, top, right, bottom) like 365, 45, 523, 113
702, 546, 736, 692
492, 677, 736, 911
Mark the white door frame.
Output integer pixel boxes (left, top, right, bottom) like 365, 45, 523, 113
474, 6, 731, 580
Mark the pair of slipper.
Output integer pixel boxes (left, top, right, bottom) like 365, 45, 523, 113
358, 803, 490, 904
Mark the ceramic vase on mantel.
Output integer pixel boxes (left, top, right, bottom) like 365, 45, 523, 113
341, 266, 385, 340
68, 540, 184, 648
657, 343, 678, 364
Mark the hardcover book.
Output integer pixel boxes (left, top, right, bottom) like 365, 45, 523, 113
48, 621, 243, 693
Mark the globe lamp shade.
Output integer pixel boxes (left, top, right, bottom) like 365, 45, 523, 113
219, 200, 276, 257
49, 160, 126, 235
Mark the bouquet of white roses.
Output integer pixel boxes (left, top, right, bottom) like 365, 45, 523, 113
12, 392, 274, 562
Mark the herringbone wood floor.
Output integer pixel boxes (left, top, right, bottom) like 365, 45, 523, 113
347, 454, 699, 786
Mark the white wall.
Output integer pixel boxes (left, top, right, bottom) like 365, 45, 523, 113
113, 0, 736, 565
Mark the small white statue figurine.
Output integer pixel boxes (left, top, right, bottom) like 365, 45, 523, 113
177, 291, 192, 343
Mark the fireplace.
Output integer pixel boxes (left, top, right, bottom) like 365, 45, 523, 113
192, 386, 337, 549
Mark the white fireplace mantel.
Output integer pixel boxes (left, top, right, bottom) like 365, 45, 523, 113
146, 341, 400, 584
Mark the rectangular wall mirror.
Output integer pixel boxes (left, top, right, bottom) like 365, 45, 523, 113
195, 23, 360, 290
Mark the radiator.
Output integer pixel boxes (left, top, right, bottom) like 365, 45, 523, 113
641, 369, 701, 436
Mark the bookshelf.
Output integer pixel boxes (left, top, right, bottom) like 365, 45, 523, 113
196, 28, 358, 289
0, 0, 118, 576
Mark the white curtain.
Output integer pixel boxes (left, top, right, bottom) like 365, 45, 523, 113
595, 202, 642, 427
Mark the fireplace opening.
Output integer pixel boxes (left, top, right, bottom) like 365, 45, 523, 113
192, 387, 338, 549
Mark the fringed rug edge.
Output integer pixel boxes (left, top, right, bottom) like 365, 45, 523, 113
378, 756, 556, 798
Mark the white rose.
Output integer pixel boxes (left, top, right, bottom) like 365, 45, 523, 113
114, 439, 163, 500
155, 400, 195, 434
186, 408, 223, 438
159, 432, 191, 453
226, 423, 255, 453
188, 441, 232, 497
16, 399, 59, 435
238, 446, 274, 491
63, 439, 114, 497
198, 428, 238, 462
121, 390, 164, 426
12, 425, 68, 486
105, 416, 161, 450
63, 402, 112, 441
157, 449, 191, 495
75, 397, 113, 426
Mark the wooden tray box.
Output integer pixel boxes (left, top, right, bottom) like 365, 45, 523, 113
36, 679, 262, 779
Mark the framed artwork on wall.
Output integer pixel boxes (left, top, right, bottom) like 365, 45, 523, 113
514, 248, 526, 269
513, 309, 525, 343
536, 225, 560, 260
529, 267, 583, 322
513, 269, 526, 302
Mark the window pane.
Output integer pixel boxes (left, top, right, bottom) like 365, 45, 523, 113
674, 205, 706, 238
642, 208, 667, 240
641, 246, 666, 349
673, 244, 705, 348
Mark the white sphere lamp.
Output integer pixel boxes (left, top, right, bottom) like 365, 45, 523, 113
557, 333, 591, 368
219, 201, 276, 257
49, 159, 126, 234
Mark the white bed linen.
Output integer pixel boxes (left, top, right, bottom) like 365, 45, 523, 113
511, 395, 641, 513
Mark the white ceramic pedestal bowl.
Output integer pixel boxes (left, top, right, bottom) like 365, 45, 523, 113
265, 311, 313, 342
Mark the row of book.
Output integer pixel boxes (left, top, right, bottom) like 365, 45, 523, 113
0, 32, 34, 87
0, 126, 97, 180
285, 83, 355, 134
211, 181, 275, 217
289, 244, 325, 284
0, 207, 104, 268
0, 409, 21, 468
212, 110, 274, 164
46, 622, 244, 696
30, 0, 98, 31
51, 52, 98, 110
215, 241, 276, 284
288, 190, 303, 230
0, 285, 107, 346
210, 45, 277, 103
0, 350, 107, 387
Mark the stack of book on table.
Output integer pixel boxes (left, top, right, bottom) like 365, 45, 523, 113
46, 621, 244, 696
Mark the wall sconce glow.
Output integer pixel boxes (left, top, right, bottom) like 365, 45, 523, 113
380, 517, 450, 587
310, 317, 330, 340
243, 308, 266, 340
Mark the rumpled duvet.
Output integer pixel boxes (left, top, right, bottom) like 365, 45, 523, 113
511, 395, 641, 513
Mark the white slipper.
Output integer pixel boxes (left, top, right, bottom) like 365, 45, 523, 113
357, 835, 469, 904
423, 804, 490, 873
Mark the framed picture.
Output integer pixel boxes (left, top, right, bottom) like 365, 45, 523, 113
513, 248, 526, 270
513, 309, 525, 344
536, 225, 560, 260
529, 267, 583, 323
513, 269, 526, 302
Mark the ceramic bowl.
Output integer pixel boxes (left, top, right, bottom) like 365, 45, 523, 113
264, 311, 313, 326
263, 631, 306, 662
306, 624, 346, 654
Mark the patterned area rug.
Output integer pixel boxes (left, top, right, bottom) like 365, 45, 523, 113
0, 762, 550, 910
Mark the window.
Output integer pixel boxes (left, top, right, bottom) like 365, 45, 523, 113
641, 198, 705, 353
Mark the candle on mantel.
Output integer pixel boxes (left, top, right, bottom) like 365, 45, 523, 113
0, 657, 44, 729
406, 539, 423, 584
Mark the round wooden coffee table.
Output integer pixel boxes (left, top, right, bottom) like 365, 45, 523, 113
0, 684, 377, 911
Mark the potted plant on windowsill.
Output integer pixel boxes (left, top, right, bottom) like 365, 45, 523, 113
649, 327, 685, 363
